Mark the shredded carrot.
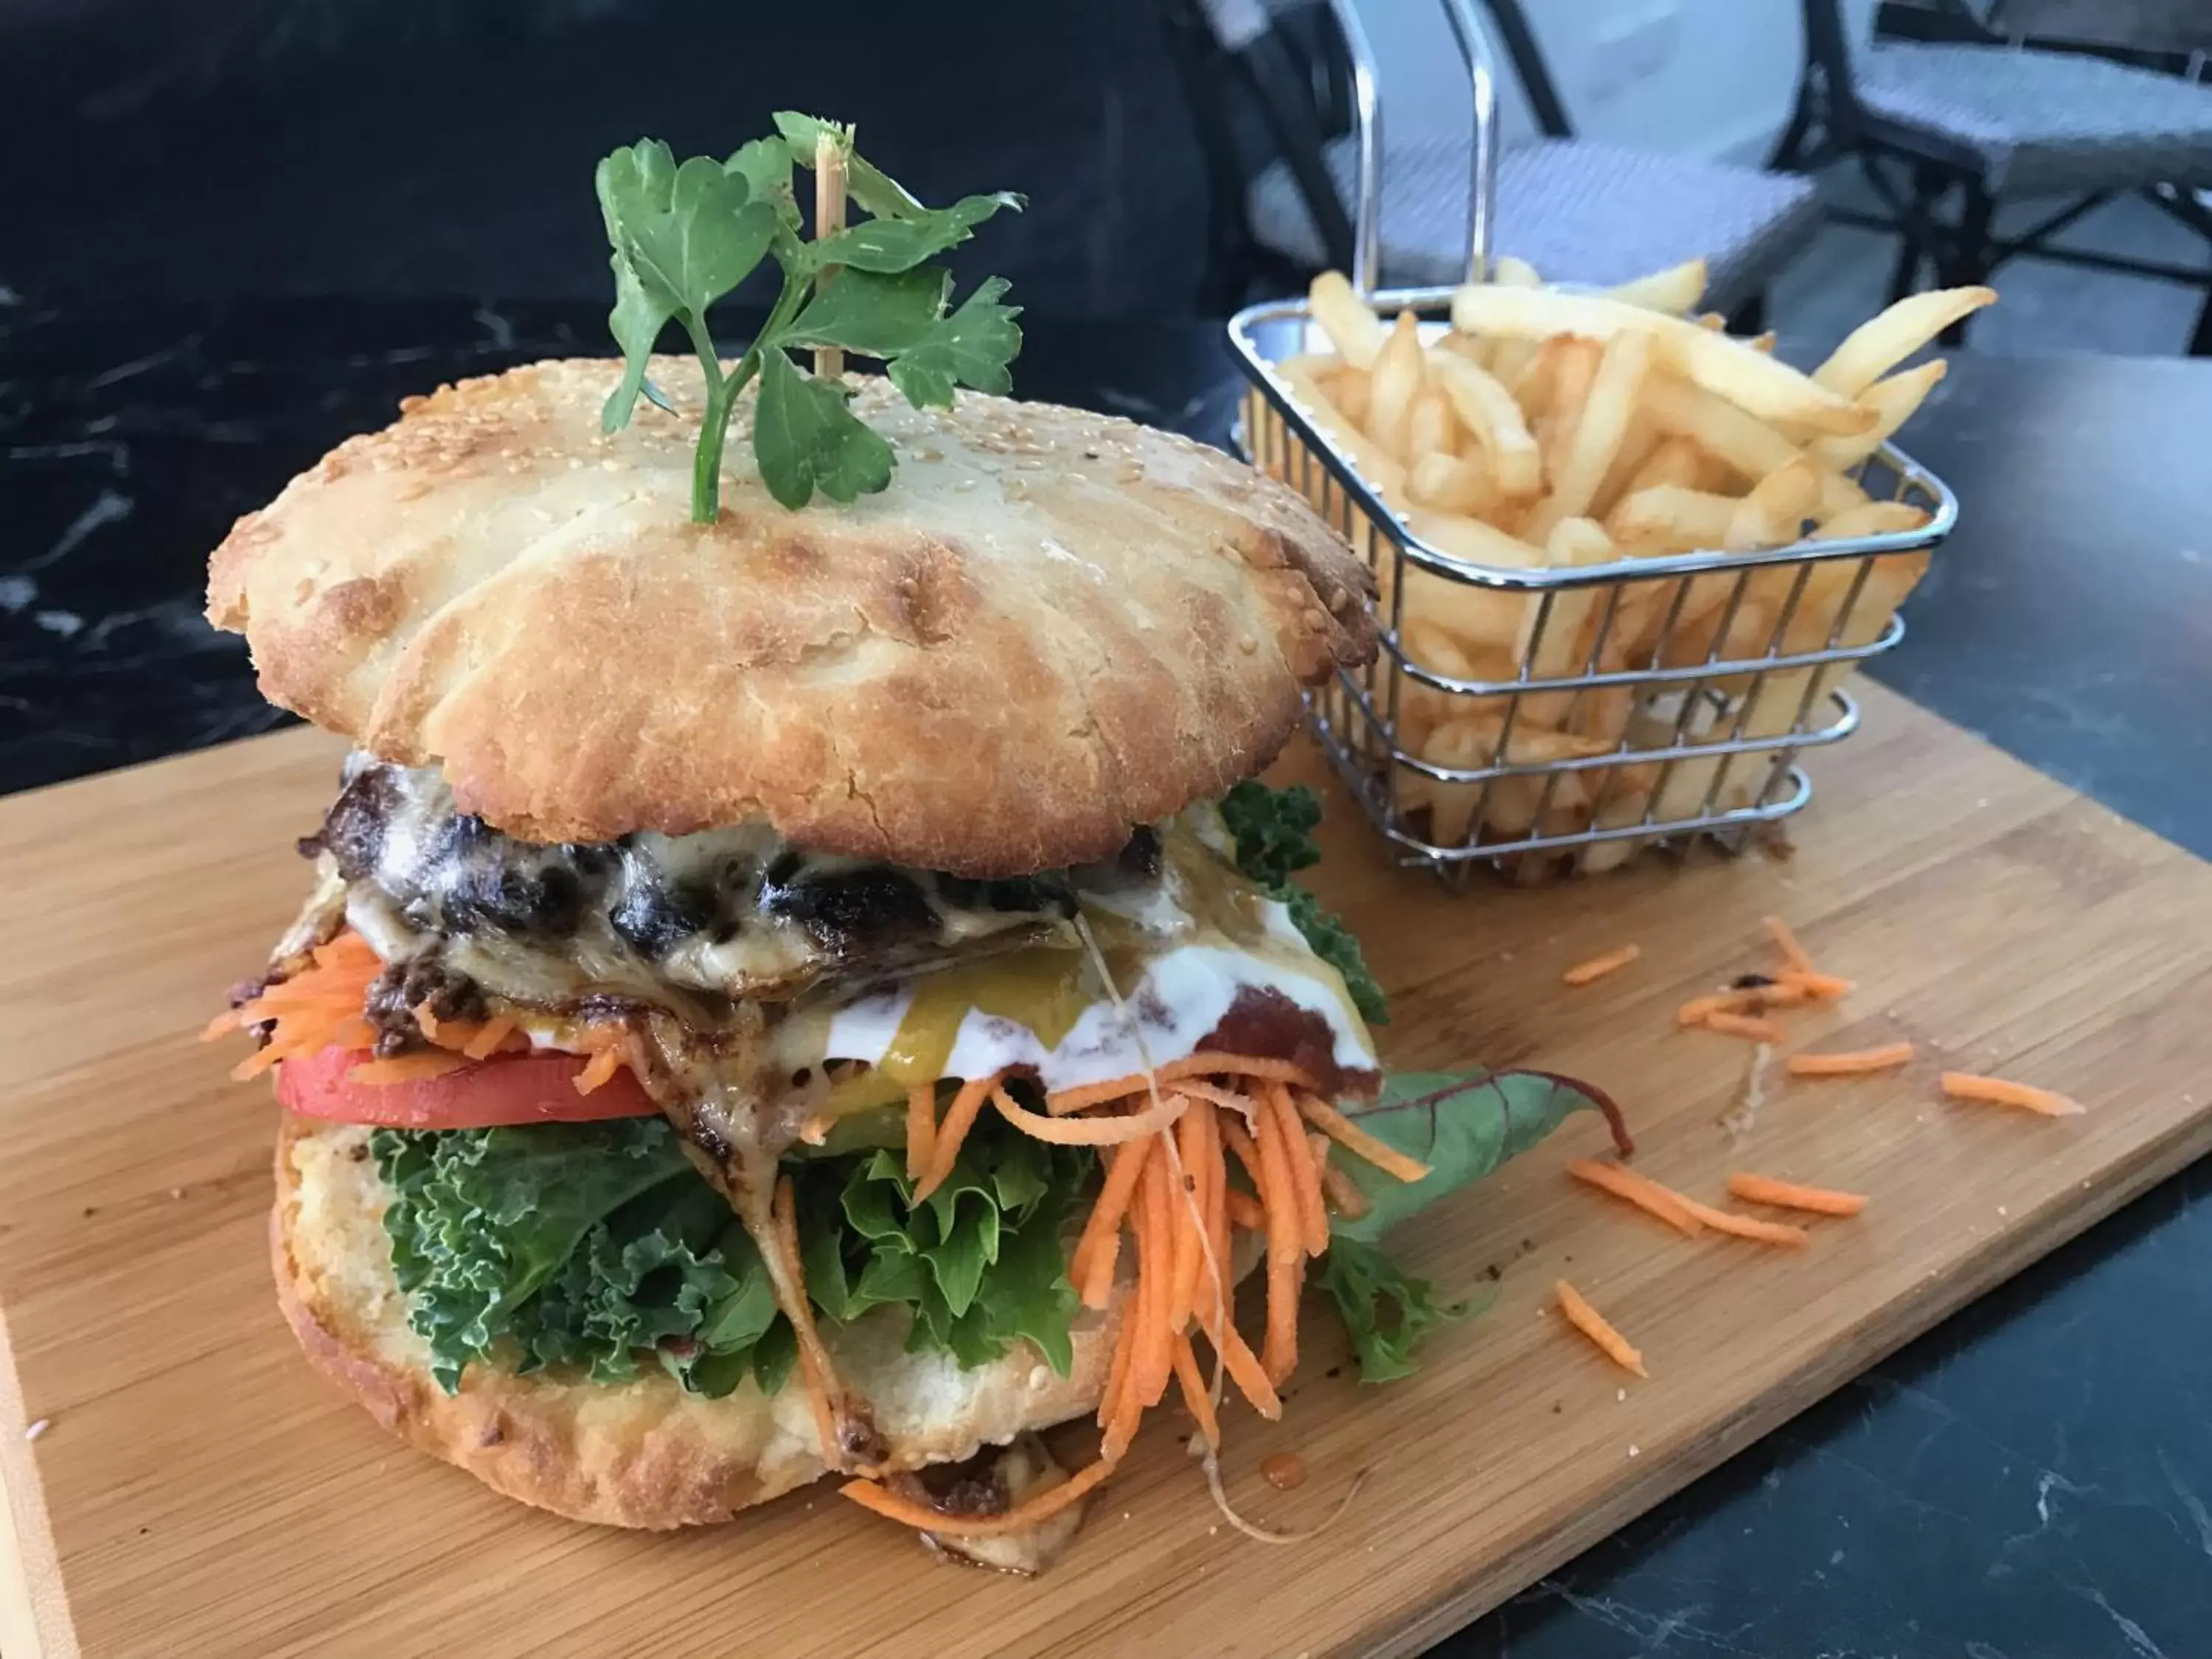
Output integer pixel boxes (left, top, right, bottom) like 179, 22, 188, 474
212, 931, 384, 1071
1168, 1104, 1213, 1332
1135, 1150, 1178, 1411
1171, 1333, 1221, 1449
990, 1080, 1187, 1146
1562, 943, 1641, 987
904, 1084, 936, 1185
1225, 1189, 1267, 1231
1214, 1318, 1282, 1420
1763, 914, 1818, 975
1787, 1042, 1915, 1077
571, 1044, 625, 1096
914, 1075, 998, 1201
1220, 1118, 1270, 1203
1677, 1195, 1810, 1248
771, 1177, 844, 1467
1295, 1091, 1433, 1184
1565, 1157, 1705, 1237
347, 1051, 467, 1085
1679, 985, 1810, 1025
1554, 1280, 1648, 1377
1097, 1301, 1138, 1448
1046, 1053, 1321, 1116
843, 1453, 1118, 1539
1071, 1138, 1152, 1309
1317, 1152, 1371, 1221
461, 1016, 519, 1061
1777, 969, 1855, 1001
1700, 1011, 1789, 1045
1270, 1086, 1330, 1258
1941, 1071, 2085, 1117
1169, 1078, 1264, 1121
1728, 1172, 1868, 1216
1253, 1093, 1304, 1385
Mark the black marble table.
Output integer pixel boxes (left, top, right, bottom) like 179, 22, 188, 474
5, 295, 2210, 1658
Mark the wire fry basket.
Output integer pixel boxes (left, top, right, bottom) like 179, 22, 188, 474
1226, 0, 1956, 883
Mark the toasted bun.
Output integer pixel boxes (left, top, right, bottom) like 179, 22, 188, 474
271, 1113, 1124, 1528
209, 361, 1374, 874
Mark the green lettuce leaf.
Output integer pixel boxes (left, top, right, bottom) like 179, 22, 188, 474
373, 1112, 1091, 1399
1316, 1068, 1607, 1380
1220, 780, 1388, 1024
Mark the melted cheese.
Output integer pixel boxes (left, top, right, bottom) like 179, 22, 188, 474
787, 824, 1377, 1115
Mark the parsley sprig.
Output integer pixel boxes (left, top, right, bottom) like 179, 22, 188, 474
595, 113, 1024, 519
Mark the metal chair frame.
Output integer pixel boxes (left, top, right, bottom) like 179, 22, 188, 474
1773, 0, 2212, 352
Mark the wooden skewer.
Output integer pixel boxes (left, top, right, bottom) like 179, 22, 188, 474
814, 129, 847, 383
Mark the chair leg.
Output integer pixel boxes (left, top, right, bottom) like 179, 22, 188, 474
1769, 77, 1815, 172
2191, 285, 2212, 358
1888, 164, 1947, 303
1938, 179, 1995, 346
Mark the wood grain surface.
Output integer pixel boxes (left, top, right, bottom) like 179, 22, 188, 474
4, 683, 2210, 1659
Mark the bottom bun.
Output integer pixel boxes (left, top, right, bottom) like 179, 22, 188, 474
271, 1113, 1125, 1528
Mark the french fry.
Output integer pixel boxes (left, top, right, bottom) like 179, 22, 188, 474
1332, 366, 1372, 428
1617, 433, 1705, 498
1408, 389, 1456, 462
1492, 254, 1543, 288
1394, 509, 1546, 650
1591, 406, 1660, 520
1515, 516, 1617, 726
1533, 338, 1604, 494
1812, 286, 1995, 397
1606, 484, 1736, 552
1368, 310, 1427, 459
1450, 286, 1877, 435
1307, 271, 1388, 369
1276, 356, 1405, 498
1809, 359, 1947, 469
1422, 716, 1610, 844
1407, 451, 1495, 515
1638, 373, 1798, 483
1526, 331, 1652, 540
1724, 458, 1822, 551
1812, 501, 1932, 541
1606, 257, 1707, 316
1429, 351, 1543, 497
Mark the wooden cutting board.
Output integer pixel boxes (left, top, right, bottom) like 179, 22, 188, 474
5, 683, 2211, 1659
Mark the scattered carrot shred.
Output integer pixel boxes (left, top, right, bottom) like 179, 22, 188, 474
1317, 1153, 1371, 1221
1554, 1281, 1647, 1378
1225, 1189, 1267, 1231
1562, 943, 1641, 987
1700, 1011, 1789, 1045
1762, 914, 1818, 976
1728, 1173, 1868, 1217
1565, 1158, 1705, 1237
842, 1455, 1117, 1539
1677, 1196, 1811, 1248
1787, 1042, 1916, 1077
1776, 969, 1854, 1001
1940, 1071, 2085, 1117
1253, 1091, 1305, 1385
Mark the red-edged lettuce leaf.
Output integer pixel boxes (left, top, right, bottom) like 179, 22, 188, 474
1319, 1068, 1622, 1382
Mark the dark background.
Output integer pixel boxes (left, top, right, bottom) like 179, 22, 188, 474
1, 0, 1208, 316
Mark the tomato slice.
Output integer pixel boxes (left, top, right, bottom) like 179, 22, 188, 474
276, 1045, 658, 1130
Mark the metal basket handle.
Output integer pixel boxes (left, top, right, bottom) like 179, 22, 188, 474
1324, 0, 1502, 294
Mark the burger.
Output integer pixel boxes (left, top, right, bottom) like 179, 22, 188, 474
201, 132, 1613, 1566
